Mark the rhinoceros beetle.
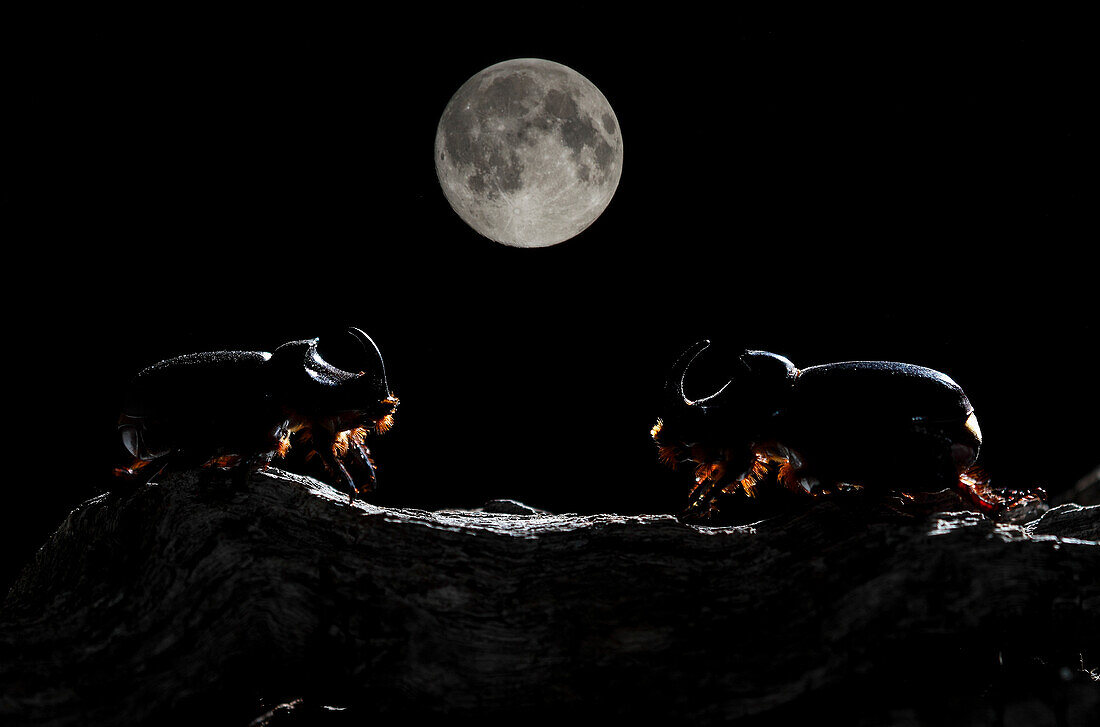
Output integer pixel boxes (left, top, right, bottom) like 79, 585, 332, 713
115, 327, 398, 498
651, 340, 1034, 519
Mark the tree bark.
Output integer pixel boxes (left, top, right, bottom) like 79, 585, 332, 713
2, 468, 1098, 726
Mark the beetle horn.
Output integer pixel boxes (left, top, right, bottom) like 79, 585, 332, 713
347, 327, 389, 395
666, 340, 733, 407
667, 340, 707, 404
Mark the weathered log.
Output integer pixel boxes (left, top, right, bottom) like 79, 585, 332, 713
2, 468, 1098, 725
1058, 464, 1100, 507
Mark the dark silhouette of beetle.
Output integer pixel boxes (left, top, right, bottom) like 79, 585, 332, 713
650, 341, 1026, 518
115, 327, 398, 498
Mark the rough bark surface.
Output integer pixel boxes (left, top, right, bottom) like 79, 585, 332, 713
2, 469, 1098, 726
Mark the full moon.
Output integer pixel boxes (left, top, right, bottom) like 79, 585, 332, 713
435, 58, 623, 248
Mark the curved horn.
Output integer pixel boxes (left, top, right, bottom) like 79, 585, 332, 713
348, 327, 389, 394
666, 339, 733, 407
692, 377, 733, 407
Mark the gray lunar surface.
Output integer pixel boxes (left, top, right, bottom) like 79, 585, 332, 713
435, 58, 623, 247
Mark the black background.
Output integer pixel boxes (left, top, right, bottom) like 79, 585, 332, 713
6, 14, 1095, 591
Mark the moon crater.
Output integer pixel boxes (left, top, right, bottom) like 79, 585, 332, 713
435, 58, 623, 248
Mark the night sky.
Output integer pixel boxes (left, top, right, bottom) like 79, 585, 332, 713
7, 17, 1094, 591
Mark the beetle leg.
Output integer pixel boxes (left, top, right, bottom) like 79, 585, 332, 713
685, 452, 751, 517
316, 448, 359, 503
310, 431, 360, 502
332, 456, 359, 504
273, 420, 293, 460
350, 441, 378, 493
345, 428, 376, 485
202, 454, 243, 470
731, 457, 770, 498
113, 458, 154, 479
955, 467, 1046, 518
685, 465, 722, 516
751, 442, 817, 496
682, 459, 720, 516
121, 451, 182, 488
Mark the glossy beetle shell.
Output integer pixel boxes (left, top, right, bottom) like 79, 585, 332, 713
652, 342, 986, 517
116, 329, 397, 498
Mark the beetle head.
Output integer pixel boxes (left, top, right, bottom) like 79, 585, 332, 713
651, 341, 797, 468
270, 327, 398, 431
